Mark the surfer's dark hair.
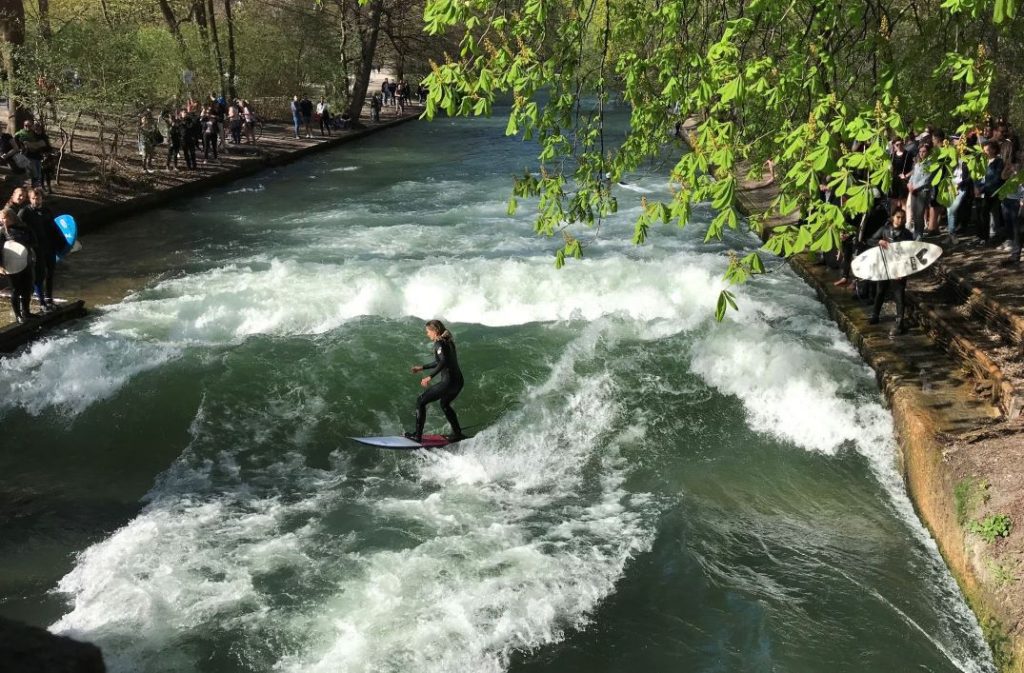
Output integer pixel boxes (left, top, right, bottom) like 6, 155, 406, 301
425, 319, 452, 341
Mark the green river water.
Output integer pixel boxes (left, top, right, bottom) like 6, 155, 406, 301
0, 114, 995, 673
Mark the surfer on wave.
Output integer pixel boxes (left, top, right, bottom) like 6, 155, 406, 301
406, 319, 466, 443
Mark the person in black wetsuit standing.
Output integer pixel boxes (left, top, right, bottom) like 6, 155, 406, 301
406, 319, 466, 443
868, 209, 915, 336
19, 188, 64, 311
1, 208, 37, 323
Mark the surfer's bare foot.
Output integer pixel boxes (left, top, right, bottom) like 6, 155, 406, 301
404, 431, 422, 442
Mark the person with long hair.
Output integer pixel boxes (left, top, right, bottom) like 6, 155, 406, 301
1, 208, 36, 323
406, 319, 466, 442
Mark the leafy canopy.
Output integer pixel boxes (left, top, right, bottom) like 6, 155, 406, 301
420, 0, 1022, 317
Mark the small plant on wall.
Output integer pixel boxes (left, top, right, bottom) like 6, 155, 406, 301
971, 514, 1012, 544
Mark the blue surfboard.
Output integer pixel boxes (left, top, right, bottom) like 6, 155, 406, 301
55, 213, 78, 260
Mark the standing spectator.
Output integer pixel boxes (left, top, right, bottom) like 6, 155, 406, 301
201, 107, 220, 162
947, 151, 973, 243
868, 210, 915, 336
926, 130, 948, 234
290, 94, 302, 139
182, 110, 200, 171
907, 143, 934, 239
395, 82, 406, 114
15, 120, 51, 188
991, 122, 1016, 179
0, 208, 36, 323
381, 78, 391, 106
299, 94, 314, 138
242, 100, 257, 145
210, 92, 228, 153
165, 111, 183, 171
976, 140, 1005, 243
370, 94, 382, 123
1004, 198, 1024, 266
18, 188, 63, 311
227, 101, 244, 144
138, 113, 158, 173
991, 123, 1019, 239
316, 96, 332, 136
890, 138, 913, 211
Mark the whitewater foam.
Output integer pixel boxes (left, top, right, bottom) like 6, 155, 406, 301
51, 328, 657, 673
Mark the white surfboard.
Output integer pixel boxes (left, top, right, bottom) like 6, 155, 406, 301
851, 241, 943, 281
1, 241, 28, 275
351, 433, 471, 450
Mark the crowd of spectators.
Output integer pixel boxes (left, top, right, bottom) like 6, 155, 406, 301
289, 94, 353, 139
829, 119, 1024, 336
378, 78, 427, 115
138, 93, 261, 173
880, 120, 1022, 253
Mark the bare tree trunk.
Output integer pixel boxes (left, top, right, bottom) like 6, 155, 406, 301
0, 0, 27, 132
206, 0, 226, 99
37, 0, 49, 40
99, 0, 114, 28
157, 0, 193, 70
336, 1, 351, 106
192, 0, 208, 42
54, 109, 79, 183
347, 0, 383, 123
335, 0, 356, 108
66, 109, 81, 155
223, 0, 237, 100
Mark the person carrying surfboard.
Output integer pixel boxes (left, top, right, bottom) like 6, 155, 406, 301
405, 320, 466, 443
867, 210, 915, 336
1, 208, 37, 324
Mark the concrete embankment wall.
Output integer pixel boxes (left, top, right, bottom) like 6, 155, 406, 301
786, 254, 1015, 671
735, 181, 1021, 671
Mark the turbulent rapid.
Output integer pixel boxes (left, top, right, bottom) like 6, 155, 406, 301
0, 115, 995, 673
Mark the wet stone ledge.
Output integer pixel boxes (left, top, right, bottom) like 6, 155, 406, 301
0, 616, 105, 672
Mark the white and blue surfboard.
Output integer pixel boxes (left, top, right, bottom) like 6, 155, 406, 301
55, 213, 79, 260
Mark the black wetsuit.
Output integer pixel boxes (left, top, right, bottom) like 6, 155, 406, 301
868, 222, 915, 330
1, 216, 37, 321
182, 115, 200, 169
19, 204, 63, 307
413, 338, 464, 439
